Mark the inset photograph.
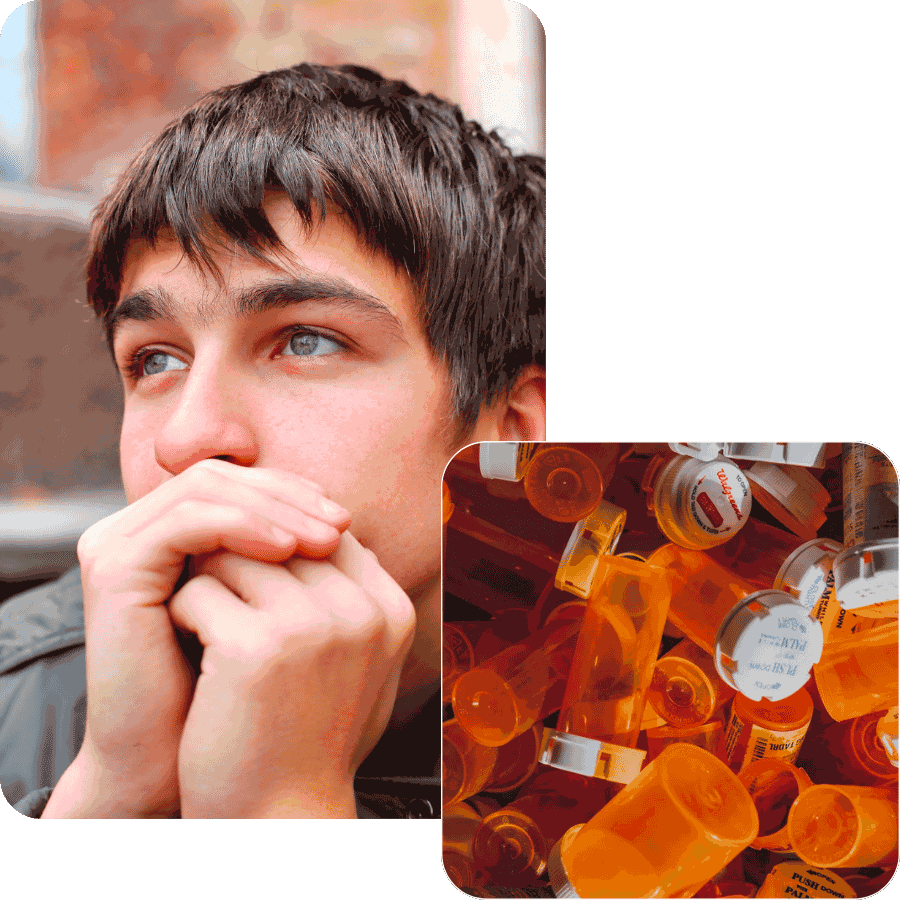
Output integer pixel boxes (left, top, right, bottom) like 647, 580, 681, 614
442, 442, 898, 898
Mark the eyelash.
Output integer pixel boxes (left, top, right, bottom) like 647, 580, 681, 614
119, 326, 346, 382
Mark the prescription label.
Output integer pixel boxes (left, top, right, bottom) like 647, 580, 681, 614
724, 710, 809, 771
758, 862, 855, 899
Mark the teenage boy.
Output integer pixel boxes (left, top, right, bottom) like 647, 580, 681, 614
0, 63, 545, 818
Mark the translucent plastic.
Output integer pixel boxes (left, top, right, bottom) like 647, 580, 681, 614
647, 639, 737, 728
737, 758, 813, 851
813, 618, 898, 721
555, 555, 670, 749
723, 688, 813, 774
442, 618, 523, 703
646, 543, 756, 655
523, 444, 618, 522
816, 712, 899, 787
559, 744, 759, 898
787, 783, 899, 868
472, 768, 608, 886
644, 719, 725, 764
443, 718, 500, 806
838, 444, 899, 614
707, 518, 808, 591
451, 617, 583, 746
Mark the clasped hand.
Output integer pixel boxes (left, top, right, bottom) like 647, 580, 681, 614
170, 537, 415, 818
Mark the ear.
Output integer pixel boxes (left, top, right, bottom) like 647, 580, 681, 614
469, 365, 546, 442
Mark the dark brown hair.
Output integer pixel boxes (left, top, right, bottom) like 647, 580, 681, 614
87, 63, 545, 430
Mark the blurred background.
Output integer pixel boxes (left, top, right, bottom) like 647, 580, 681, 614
0, 0, 545, 599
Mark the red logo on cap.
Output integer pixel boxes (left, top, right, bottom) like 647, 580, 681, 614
696, 492, 724, 527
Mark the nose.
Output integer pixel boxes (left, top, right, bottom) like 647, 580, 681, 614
153, 353, 259, 475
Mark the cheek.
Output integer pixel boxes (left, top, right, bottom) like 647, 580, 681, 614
118, 406, 167, 502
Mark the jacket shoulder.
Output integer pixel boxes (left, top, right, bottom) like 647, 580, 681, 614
0, 567, 84, 675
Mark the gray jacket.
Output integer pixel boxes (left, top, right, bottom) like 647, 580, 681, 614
0, 568, 438, 818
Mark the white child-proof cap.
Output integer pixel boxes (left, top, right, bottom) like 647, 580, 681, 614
714, 590, 824, 702
555, 501, 627, 598
774, 539, 843, 611
745, 462, 830, 540
547, 825, 585, 898
669, 443, 827, 467
478, 441, 535, 481
832, 538, 899, 612
539, 728, 646, 783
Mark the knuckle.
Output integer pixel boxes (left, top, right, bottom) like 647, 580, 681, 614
76, 520, 109, 568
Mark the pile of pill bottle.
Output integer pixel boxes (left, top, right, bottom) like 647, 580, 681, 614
443, 442, 897, 898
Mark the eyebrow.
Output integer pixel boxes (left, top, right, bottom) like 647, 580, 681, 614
105, 275, 407, 352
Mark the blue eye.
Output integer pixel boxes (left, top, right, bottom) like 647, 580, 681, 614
284, 331, 342, 357
122, 327, 347, 381
141, 351, 188, 376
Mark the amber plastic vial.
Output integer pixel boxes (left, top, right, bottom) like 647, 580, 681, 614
644, 718, 726, 764
548, 743, 759, 898
707, 518, 809, 591
787, 783, 899, 869
817, 711, 899, 787
523, 444, 616, 522
723, 688, 814, 774
737, 757, 813, 851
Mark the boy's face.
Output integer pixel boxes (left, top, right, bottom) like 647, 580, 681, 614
110, 193, 461, 606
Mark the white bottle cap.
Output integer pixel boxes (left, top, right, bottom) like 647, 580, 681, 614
655, 455, 752, 545
670, 443, 827, 468
746, 462, 830, 540
714, 590, 825, 702
547, 825, 585, 898
478, 442, 534, 481
832, 538, 899, 612
774, 539, 843, 611
555, 501, 627, 598
668, 442, 725, 461
539, 728, 646, 783
725, 443, 827, 468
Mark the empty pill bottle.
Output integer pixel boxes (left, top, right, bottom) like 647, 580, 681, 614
642, 452, 752, 550
646, 543, 757, 656
547, 743, 759, 899
706, 518, 809, 592
554, 500, 628, 598
723, 688, 814, 774
447, 499, 564, 577
774, 538, 880, 644
813, 618, 898, 721
745, 462, 830, 541
523, 444, 618, 522
787, 783, 899, 869
443, 616, 529, 704
834, 444, 899, 615
816, 711, 899, 788
644, 718, 726, 764
443, 796, 501, 889
443, 720, 545, 806
647, 638, 737, 728
756, 863, 857, 899
471, 768, 609, 888
648, 547, 824, 702
451, 615, 583, 747
551, 555, 671, 757
737, 757, 813, 852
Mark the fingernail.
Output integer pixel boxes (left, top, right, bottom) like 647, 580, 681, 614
320, 498, 349, 519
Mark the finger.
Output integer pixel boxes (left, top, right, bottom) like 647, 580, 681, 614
194, 551, 319, 613
178, 459, 351, 529
168, 574, 257, 648
288, 532, 411, 619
